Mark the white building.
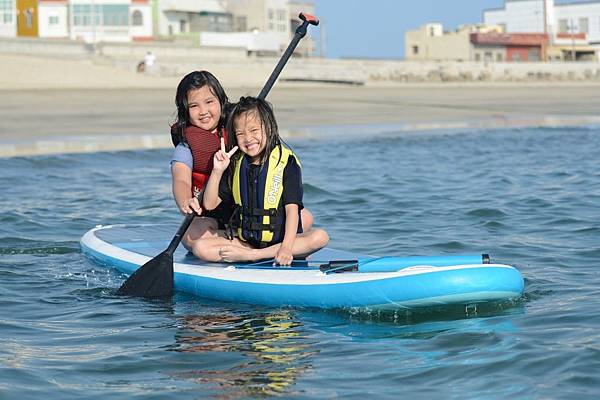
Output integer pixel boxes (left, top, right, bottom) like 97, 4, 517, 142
0, 0, 152, 42
0, 0, 315, 55
484, 0, 600, 60
157, 0, 231, 37
69, 0, 152, 43
157, 0, 315, 55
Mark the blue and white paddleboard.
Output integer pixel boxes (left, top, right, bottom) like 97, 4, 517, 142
80, 224, 524, 310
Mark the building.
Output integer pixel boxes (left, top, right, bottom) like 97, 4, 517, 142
405, 23, 548, 62
157, 0, 232, 37
199, 0, 315, 56
406, 23, 478, 62
470, 31, 548, 62
484, 0, 600, 60
0, 0, 316, 55
0, 0, 152, 42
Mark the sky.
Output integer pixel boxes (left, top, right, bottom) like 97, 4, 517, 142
307, 0, 584, 59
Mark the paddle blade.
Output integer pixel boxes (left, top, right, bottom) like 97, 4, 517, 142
116, 251, 174, 297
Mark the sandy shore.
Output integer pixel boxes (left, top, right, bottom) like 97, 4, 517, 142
2, 54, 600, 157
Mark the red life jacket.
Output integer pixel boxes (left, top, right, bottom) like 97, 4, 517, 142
184, 126, 228, 197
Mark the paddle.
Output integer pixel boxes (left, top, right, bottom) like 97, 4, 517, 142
117, 12, 319, 297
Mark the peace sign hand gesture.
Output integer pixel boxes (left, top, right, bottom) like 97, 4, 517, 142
212, 138, 238, 172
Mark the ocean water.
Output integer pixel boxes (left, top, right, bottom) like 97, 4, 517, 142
1, 125, 600, 399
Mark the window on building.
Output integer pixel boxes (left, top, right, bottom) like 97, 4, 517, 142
269, 22, 274, 30
132, 10, 143, 26
484, 52, 493, 62
268, 9, 273, 20
579, 17, 588, 33
277, 9, 285, 21
73, 4, 128, 27
475, 53, 481, 61
103, 5, 128, 26
496, 53, 503, 62
0, 0, 14, 24
180, 19, 186, 33
49, 15, 59, 25
558, 19, 568, 33
412, 45, 419, 55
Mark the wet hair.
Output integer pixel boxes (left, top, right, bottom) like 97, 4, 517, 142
171, 71, 229, 146
226, 96, 281, 166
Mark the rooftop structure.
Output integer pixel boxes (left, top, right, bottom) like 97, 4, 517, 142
484, 0, 600, 60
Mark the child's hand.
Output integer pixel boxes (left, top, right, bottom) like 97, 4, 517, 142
274, 246, 293, 266
213, 138, 238, 172
179, 197, 202, 215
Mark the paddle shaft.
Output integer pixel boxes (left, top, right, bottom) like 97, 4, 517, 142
258, 13, 319, 100
165, 212, 196, 256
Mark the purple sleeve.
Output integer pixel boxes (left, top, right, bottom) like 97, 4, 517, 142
170, 144, 193, 170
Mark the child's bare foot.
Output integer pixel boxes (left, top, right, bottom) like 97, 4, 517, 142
218, 245, 256, 262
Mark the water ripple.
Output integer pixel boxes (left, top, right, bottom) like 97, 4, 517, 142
1, 128, 600, 398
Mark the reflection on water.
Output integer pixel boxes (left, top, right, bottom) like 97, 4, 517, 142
169, 310, 315, 397
160, 299, 525, 398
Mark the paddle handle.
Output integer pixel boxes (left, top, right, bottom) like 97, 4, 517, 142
258, 12, 320, 100
166, 212, 196, 255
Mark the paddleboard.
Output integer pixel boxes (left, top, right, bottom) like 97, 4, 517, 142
80, 224, 524, 310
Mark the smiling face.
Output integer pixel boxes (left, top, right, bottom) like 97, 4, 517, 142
187, 85, 222, 132
234, 110, 266, 164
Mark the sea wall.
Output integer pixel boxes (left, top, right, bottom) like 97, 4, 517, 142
2, 37, 600, 86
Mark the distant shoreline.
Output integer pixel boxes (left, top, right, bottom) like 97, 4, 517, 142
2, 83, 600, 157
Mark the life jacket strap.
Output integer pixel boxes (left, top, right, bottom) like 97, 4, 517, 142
247, 222, 279, 232
241, 207, 278, 217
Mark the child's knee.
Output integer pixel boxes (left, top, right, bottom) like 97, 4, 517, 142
312, 229, 329, 247
301, 209, 314, 231
182, 234, 193, 250
192, 240, 213, 261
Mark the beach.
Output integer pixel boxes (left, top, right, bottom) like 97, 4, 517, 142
2, 53, 600, 156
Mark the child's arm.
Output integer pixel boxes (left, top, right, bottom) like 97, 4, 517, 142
274, 204, 299, 265
172, 163, 194, 213
203, 138, 238, 211
202, 169, 223, 211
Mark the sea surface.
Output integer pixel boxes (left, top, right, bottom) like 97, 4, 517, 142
1, 125, 600, 399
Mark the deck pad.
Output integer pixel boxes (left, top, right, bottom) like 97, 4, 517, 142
94, 224, 371, 268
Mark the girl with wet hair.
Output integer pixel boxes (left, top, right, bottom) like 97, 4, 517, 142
196, 96, 329, 266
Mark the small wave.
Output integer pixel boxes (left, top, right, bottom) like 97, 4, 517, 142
574, 226, 600, 234
466, 208, 507, 218
483, 220, 506, 230
302, 183, 334, 196
0, 237, 79, 255
426, 241, 470, 251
